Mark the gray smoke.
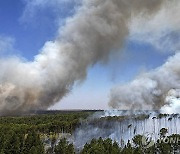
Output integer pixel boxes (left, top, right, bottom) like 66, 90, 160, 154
0, 0, 172, 114
161, 89, 180, 113
109, 0, 180, 112
109, 52, 180, 111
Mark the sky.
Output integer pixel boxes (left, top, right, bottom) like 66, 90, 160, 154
0, 0, 173, 110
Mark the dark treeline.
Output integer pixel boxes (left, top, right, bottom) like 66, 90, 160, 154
0, 112, 179, 154
0, 112, 92, 154
80, 133, 180, 154
0, 129, 44, 154
0, 126, 179, 153
1, 129, 179, 154
0, 112, 92, 134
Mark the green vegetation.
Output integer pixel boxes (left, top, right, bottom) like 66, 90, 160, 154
0, 111, 92, 134
157, 114, 169, 119
100, 116, 127, 121
0, 129, 44, 154
54, 138, 75, 154
81, 137, 121, 154
0, 112, 179, 153
0, 111, 92, 154
80, 133, 180, 154
99, 114, 150, 122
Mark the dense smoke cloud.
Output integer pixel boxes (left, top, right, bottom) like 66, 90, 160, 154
109, 0, 180, 112
129, 0, 180, 53
0, 0, 175, 114
161, 89, 180, 113
109, 52, 180, 111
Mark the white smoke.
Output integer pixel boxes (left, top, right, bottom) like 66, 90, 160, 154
109, 52, 180, 111
109, 0, 180, 113
0, 0, 176, 114
161, 89, 180, 114
129, 0, 180, 53
73, 111, 180, 149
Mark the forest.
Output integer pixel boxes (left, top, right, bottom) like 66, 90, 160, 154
0, 111, 179, 154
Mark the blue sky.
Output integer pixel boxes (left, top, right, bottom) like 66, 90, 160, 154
0, 0, 172, 109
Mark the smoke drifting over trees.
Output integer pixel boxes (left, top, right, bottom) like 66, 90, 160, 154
0, 0, 179, 114
109, 53, 180, 111
109, 0, 180, 112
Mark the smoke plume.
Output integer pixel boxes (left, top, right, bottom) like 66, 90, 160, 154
109, 52, 180, 111
0, 0, 174, 114
109, 0, 180, 112
161, 89, 180, 113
